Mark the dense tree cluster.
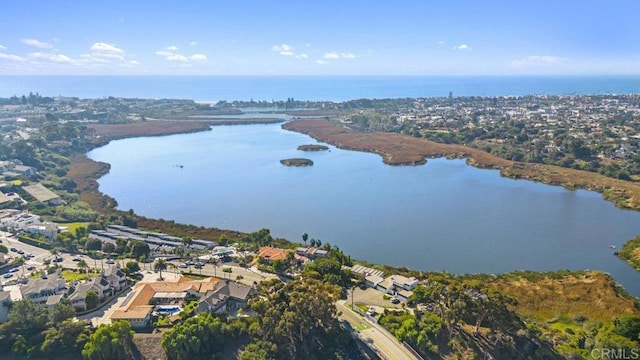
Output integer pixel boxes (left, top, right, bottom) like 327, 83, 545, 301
0, 299, 89, 359
245, 277, 355, 359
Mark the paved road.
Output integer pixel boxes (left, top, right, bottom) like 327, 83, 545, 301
164, 260, 277, 285
1, 230, 52, 285
336, 300, 419, 360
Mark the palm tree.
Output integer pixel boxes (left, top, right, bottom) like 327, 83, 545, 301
302, 233, 308, 246
153, 259, 168, 281
210, 257, 218, 277
77, 259, 88, 274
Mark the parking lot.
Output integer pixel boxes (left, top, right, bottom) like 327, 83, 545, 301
347, 286, 404, 309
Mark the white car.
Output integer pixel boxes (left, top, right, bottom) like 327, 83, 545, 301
178, 263, 188, 268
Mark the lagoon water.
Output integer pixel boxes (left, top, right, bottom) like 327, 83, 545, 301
88, 122, 640, 295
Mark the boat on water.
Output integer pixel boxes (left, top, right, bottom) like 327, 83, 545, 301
609, 244, 617, 249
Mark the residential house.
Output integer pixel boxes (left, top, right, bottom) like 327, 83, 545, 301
0, 291, 11, 323
103, 266, 127, 291
391, 275, 418, 291
110, 276, 220, 328
295, 247, 329, 259
364, 274, 384, 289
258, 246, 292, 263
376, 277, 395, 295
68, 276, 112, 311
27, 222, 59, 241
197, 280, 256, 314
12, 165, 37, 178
19, 277, 67, 307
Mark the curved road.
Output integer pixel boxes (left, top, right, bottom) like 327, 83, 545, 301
336, 300, 419, 360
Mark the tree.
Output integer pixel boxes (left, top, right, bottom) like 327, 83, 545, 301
240, 340, 278, 360
250, 278, 344, 359
218, 234, 229, 247
161, 311, 225, 360
41, 319, 90, 356
85, 291, 99, 310
130, 240, 150, 260
82, 321, 134, 360
85, 238, 102, 251
301, 233, 308, 245
77, 259, 89, 273
0, 244, 7, 254
154, 258, 168, 280
101, 242, 116, 254
614, 315, 640, 340
302, 257, 351, 287
115, 238, 128, 254
124, 261, 140, 275
8, 299, 48, 338
49, 300, 76, 324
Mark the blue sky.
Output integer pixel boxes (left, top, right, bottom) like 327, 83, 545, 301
0, 0, 638, 75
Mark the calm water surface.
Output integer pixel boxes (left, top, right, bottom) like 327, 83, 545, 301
88, 123, 640, 296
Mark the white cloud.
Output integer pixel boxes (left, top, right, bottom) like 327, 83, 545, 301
189, 41, 197, 46
0, 44, 6, 50
166, 54, 189, 62
271, 43, 293, 55
453, 44, 471, 50
156, 47, 205, 63
29, 52, 75, 63
91, 42, 124, 54
190, 54, 207, 61
129, 60, 141, 65
22, 38, 53, 49
0, 53, 23, 61
510, 55, 565, 68
323, 52, 356, 60
324, 52, 340, 60
316, 60, 328, 65
271, 43, 309, 60
437, 41, 445, 45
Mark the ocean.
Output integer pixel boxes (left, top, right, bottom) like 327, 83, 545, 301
1, 75, 639, 101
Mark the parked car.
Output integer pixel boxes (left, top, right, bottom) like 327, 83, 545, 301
106, 259, 115, 264
3, 273, 13, 279
390, 297, 400, 304
17, 249, 24, 255
9, 247, 16, 252
178, 263, 188, 268
366, 307, 376, 316
9, 268, 19, 273
26, 265, 35, 271
72, 257, 81, 261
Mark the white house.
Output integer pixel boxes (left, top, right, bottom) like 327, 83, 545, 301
391, 275, 418, 291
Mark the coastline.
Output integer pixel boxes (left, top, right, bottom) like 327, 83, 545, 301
283, 119, 640, 211
617, 236, 640, 273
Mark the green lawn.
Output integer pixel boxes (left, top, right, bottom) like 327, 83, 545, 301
56, 222, 89, 234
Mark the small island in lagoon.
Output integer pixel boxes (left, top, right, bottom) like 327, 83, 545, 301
297, 144, 329, 151
280, 158, 314, 166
